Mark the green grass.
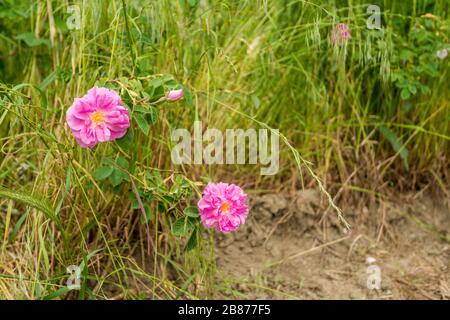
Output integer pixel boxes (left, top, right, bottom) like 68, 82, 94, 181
0, 0, 449, 299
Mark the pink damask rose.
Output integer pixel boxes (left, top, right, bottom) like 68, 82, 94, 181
66, 87, 130, 148
197, 182, 249, 233
166, 89, 184, 101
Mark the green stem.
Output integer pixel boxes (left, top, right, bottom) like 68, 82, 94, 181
121, 0, 137, 74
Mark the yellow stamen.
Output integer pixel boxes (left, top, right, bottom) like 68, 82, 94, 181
220, 202, 230, 215
90, 111, 104, 125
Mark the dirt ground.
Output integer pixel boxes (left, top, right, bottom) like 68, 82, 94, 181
214, 190, 450, 299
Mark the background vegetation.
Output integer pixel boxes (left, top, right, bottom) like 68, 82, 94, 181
0, 0, 448, 299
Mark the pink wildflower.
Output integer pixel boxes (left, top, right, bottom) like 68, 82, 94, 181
331, 23, 351, 46
66, 87, 130, 148
167, 89, 184, 101
197, 182, 249, 233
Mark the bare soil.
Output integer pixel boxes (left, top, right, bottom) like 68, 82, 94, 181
214, 190, 450, 299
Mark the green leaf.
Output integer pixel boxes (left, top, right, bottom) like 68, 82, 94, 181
15, 32, 51, 48
424, 19, 433, 28
422, 63, 438, 77
109, 170, 124, 187
39, 68, 59, 91
182, 85, 193, 107
162, 74, 175, 83
54, 17, 69, 33
171, 218, 192, 237
34, 283, 42, 298
185, 228, 198, 251
149, 77, 163, 88
187, 0, 199, 7
116, 156, 129, 169
129, 191, 140, 209
391, 72, 404, 83
419, 85, 430, 95
378, 125, 409, 171
93, 166, 114, 181
134, 113, 150, 135
140, 204, 152, 224
400, 88, 410, 100
250, 94, 261, 108
134, 105, 153, 113
9, 209, 29, 243
116, 127, 134, 150
399, 49, 414, 62
184, 206, 199, 218
147, 107, 158, 125
42, 287, 71, 300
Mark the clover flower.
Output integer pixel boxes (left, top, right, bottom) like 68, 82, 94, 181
437, 48, 448, 60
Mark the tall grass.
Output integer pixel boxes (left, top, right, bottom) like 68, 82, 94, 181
0, 0, 448, 299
